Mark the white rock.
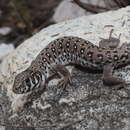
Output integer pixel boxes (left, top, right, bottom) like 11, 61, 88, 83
0, 27, 11, 36
0, 43, 14, 61
0, 126, 5, 130
53, 0, 89, 23
1, 7, 130, 112
53, 0, 107, 23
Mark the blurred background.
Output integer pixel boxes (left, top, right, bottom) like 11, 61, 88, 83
0, 0, 130, 62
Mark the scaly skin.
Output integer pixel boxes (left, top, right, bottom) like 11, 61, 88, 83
12, 35, 130, 94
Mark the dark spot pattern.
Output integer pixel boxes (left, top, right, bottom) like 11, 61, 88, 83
80, 48, 85, 54
113, 55, 119, 61
97, 54, 103, 60
43, 57, 47, 62
87, 51, 93, 58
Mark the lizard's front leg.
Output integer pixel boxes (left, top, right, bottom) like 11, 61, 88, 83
47, 64, 72, 103
50, 64, 72, 89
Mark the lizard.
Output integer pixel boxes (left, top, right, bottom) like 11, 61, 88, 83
12, 29, 130, 95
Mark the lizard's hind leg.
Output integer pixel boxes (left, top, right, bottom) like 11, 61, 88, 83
103, 64, 126, 90
99, 29, 121, 49
102, 64, 130, 99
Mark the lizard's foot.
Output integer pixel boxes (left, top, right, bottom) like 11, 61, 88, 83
99, 29, 121, 49
103, 76, 126, 90
52, 64, 72, 87
103, 64, 127, 90
49, 64, 72, 101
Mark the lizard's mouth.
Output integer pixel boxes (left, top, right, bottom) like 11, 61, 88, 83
12, 83, 29, 94
12, 85, 22, 94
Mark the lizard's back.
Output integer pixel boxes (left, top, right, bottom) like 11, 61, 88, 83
31, 36, 130, 73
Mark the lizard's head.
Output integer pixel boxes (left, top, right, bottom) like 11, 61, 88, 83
12, 69, 44, 94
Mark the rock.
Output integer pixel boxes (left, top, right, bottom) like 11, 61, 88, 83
53, 0, 89, 22
53, 0, 116, 23
1, 6, 130, 130
0, 43, 14, 62
0, 27, 12, 36
0, 126, 5, 130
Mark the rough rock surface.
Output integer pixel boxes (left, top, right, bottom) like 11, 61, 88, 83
1, 6, 130, 130
0, 43, 14, 62
53, 0, 108, 23
53, 0, 89, 22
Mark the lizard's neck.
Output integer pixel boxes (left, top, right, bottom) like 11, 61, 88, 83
29, 63, 47, 87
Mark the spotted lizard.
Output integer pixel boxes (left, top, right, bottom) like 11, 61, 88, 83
13, 30, 130, 94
